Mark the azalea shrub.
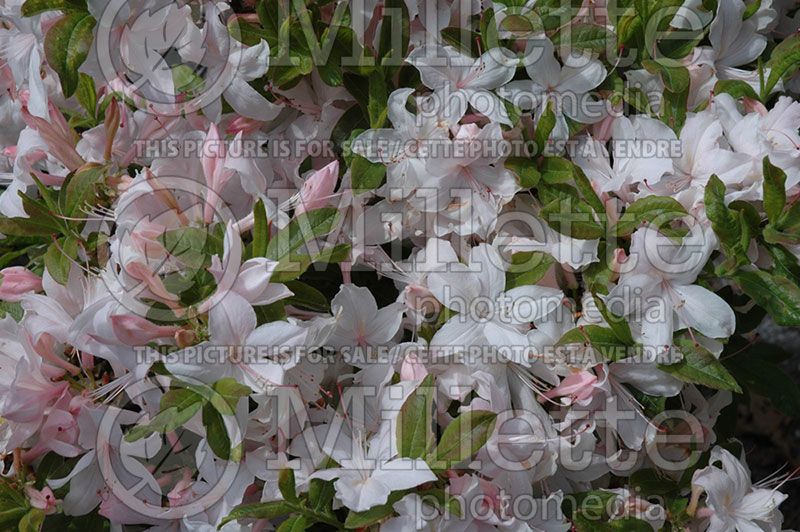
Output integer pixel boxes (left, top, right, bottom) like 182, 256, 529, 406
1, 0, 800, 530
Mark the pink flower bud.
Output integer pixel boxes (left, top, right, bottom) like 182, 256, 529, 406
0, 267, 42, 301
400, 352, 428, 381
296, 161, 339, 215
110, 314, 181, 345
743, 97, 768, 116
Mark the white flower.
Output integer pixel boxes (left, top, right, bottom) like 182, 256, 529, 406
429, 243, 563, 364
691, 446, 788, 532
407, 44, 518, 125
609, 224, 735, 354
309, 427, 436, 512
499, 38, 607, 141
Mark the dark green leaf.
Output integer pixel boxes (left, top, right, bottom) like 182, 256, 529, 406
733, 270, 800, 326
763, 156, 787, 225
765, 34, 800, 96
397, 374, 435, 459
350, 154, 386, 193
21, 0, 85, 16
615, 195, 687, 236
430, 410, 496, 467
713, 79, 759, 101
557, 325, 631, 361
278, 468, 298, 502
44, 12, 96, 97
265, 208, 341, 261
219, 501, 294, 528
367, 70, 388, 128
505, 251, 555, 289
657, 336, 741, 392
505, 157, 540, 189
44, 236, 78, 285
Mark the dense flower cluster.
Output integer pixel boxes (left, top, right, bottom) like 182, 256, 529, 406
0, 0, 799, 530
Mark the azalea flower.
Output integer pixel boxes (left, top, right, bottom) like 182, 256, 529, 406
407, 44, 519, 125
690, 446, 788, 531
352, 88, 451, 197
308, 424, 437, 512
428, 242, 564, 393
608, 224, 736, 353
328, 284, 404, 365
498, 38, 607, 142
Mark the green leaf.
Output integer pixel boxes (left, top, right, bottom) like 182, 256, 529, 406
18, 192, 64, 236
0, 216, 56, 237
505, 251, 555, 290
344, 491, 405, 529
743, 0, 762, 19
724, 345, 800, 416
271, 243, 351, 283
733, 270, 800, 326
276, 515, 308, 532
378, 0, 410, 74
593, 294, 635, 346
763, 156, 787, 225
21, 0, 86, 16
367, 70, 388, 128
17, 508, 45, 532
615, 195, 687, 236
397, 374, 436, 459
505, 158, 540, 189
0, 301, 24, 321
562, 489, 617, 521
657, 336, 742, 392
540, 195, 605, 239
350, 154, 387, 193
44, 11, 96, 97
764, 34, 800, 96
571, 164, 604, 214
0, 508, 26, 528
203, 402, 238, 461
256, 0, 284, 48
75, 73, 97, 118
540, 156, 575, 184
284, 281, 329, 312
125, 388, 204, 442
767, 243, 800, 280
252, 198, 269, 258
629, 469, 680, 496
642, 59, 690, 92
44, 236, 79, 285
307, 478, 336, 515
704, 175, 743, 255
661, 85, 688, 132
62, 164, 105, 217
553, 22, 614, 54
713, 79, 759, 101
255, 300, 287, 324
535, 0, 583, 30
228, 16, 271, 46
219, 501, 294, 528
265, 208, 341, 261
440, 27, 480, 57
534, 101, 556, 156
278, 468, 298, 502
430, 410, 496, 467
210, 378, 251, 416
557, 325, 631, 361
